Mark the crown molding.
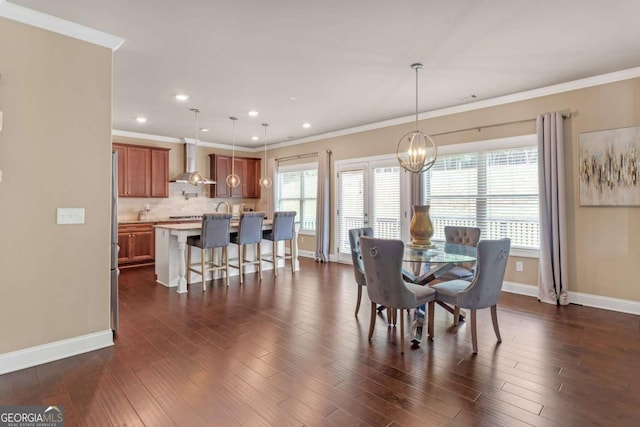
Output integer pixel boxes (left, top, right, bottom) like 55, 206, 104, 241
111, 129, 258, 153
268, 66, 640, 149
0, 1, 125, 51
119, 66, 640, 151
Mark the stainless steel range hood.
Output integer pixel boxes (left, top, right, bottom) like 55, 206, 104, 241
170, 140, 215, 184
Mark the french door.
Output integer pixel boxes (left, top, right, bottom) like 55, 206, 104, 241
336, 158, 410, 263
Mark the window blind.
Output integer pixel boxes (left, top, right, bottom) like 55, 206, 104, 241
338, 169, 364, 253
277, 165, 318, 232
424, 146, 539, 249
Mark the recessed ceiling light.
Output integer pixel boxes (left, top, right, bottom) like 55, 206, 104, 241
136, 116, 147, 123
175, 94, 189, 101
302, 122, 311, 128
251, 136, 259, 141
248, 110, 259, 117
200, 128, 210, 132
290, 97, 297, 101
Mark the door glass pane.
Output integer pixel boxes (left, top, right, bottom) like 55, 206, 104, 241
371, 166, 401, 239
338, 170, 364, 254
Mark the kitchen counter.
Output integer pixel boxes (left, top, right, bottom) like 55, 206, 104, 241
154, 221, 298, 293
118, 217, 202, 225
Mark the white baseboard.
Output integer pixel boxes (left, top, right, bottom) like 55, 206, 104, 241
502, 281, 538, 297
567, 291, 640, 315
502, 281, 640, 316
298, 249, 315, 259
0, 330, 113, 375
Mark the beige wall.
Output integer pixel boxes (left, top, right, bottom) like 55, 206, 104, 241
266, 78, 640, 302
0, 19, 113, 353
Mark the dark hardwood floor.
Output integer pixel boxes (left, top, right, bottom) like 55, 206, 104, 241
2, 258, 640, 426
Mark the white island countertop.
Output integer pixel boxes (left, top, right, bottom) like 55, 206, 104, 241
154, 220, 297, 293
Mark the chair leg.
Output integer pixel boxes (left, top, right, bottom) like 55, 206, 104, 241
470, 309, 478, 354
491, 305, 502, 343
289, 239, 294, 275
201, 248, 206, 292
257, 242, 263, 280
238, 244, 244, 284
453, 306, 460, 327
368, 302, 376, 340
355, 285, 363, 316
427, 300, 435, 340
273, 240, 278, 277
400, 309, 405, 354
186, 246, 192, 286
386, 308, 392, 325
224, 246, 230, 287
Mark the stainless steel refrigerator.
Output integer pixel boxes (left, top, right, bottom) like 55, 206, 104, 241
110, 151, 119, 332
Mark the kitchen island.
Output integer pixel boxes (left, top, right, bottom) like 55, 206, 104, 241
154, 221, 299, 293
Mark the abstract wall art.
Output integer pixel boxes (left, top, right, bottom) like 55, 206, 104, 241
579, 126, 640, 206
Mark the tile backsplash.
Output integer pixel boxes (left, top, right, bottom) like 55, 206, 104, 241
117, 182, 263, 221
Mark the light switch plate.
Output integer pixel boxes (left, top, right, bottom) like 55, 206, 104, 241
515, 261, 524, 272
57, 208, 85, 224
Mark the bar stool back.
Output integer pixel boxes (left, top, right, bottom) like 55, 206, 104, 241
187, 213, 232, 290
230, 211, 265, 284
262, 211, 296, 276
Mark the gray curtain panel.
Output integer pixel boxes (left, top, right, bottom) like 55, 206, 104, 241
315, 150, 331, 262
537, 112, 569, 305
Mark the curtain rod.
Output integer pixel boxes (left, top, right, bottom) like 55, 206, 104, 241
430, 112, 575, 138
275, 150, 331, 163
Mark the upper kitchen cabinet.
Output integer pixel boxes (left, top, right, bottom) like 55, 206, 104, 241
113, 143, 170, 198
209, 154, 261, 199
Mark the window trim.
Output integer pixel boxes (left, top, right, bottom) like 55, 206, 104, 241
276, 161, 318, 234
424, 134, 540, 258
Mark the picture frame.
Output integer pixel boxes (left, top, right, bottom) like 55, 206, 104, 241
578, 126, 640, 206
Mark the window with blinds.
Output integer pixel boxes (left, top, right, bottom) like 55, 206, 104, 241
277, 164, 318, 232
423, 145, 539, 249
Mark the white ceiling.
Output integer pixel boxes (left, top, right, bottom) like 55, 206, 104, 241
9, 0, 640, 148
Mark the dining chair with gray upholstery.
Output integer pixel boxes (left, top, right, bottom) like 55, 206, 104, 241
262, 211, 296, 277
432, 238, 511, 354
360, 237, 436, 353
186, 213, 233, 290
230, 211, 265, 284
348, 227, 374, 316
439, 225, 481, 281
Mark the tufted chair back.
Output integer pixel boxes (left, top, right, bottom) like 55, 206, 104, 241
237, 211, 265, 245
444, 226, 481, 247
348, 227, 374, 287
360, 237, 420, 309
457, 239, 511, 309
191, 213, 232, 249
271, 211, 296, 241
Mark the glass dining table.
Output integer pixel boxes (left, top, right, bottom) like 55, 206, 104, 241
401, 241, 477, 344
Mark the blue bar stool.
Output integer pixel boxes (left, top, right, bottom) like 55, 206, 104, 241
262, 211, 296, 277
186, 213, 232, 290
229, 212, 265, 284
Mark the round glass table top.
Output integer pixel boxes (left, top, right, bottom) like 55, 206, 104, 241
403, 241, 476, 264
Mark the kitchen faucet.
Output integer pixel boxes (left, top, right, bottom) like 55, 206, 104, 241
215, 201, 230, 213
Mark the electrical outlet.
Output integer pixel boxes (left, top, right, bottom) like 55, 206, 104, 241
515, 261, 524, 272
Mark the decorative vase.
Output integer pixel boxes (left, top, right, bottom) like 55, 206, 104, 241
410, 205, 434, 246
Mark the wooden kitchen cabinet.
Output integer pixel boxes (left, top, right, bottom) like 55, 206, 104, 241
118, 223, 155, 267
113, 143, 170, 198
209, 154, 261, 199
